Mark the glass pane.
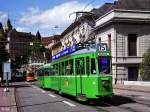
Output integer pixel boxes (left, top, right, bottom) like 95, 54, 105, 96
91, 58, 96, 74
98, 57, 110, 74
86, 57, 90, 75
76, 58, 85, 75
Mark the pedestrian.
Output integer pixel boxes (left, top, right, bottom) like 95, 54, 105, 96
0, 76, 2, 87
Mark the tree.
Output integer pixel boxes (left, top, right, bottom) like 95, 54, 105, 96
140, 46, 150, 81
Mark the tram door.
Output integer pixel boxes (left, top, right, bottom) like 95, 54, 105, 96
76, 58, 85, 95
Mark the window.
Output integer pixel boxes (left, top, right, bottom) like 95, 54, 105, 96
98, 57, 110, 74
91, 58, 96, 74
108, 34, 111, 50
76, 58, 85, 75
44, 68, 50, 76
55, 64, 58, 75
60, 62, 65, 75
128, 67, 138, 81
65, 60, 73, 75
86, 57, 90, 75
128, 34, 137, 56
37, 70, 43, 76
45, 71, 49, 76
52, 64, 58, 75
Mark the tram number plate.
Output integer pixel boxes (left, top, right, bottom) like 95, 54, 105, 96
98, 44, 107, 51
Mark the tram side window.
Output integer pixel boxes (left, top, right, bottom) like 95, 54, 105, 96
91, 58, 96, 74
51, 65, 57, 75
61, 62, 65, 75
44, 68, 49, 76
65, 60, 73, 75
86, 57, 90, 75
45, 71, 49, 76
49, 67, 52, 75
76, 58, 85, 75
37, 70, 42, 76
55, 64, 58, 75
70, 60, 73, 75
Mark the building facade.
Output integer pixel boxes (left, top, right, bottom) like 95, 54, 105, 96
94, 0, 150, 83
8, 29, 35, 60
52, 0, 150, 83
42, 35, 62, 62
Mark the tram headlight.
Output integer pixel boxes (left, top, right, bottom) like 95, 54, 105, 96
102, 80, 109, 88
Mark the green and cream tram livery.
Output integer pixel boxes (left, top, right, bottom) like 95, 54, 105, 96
37, 43, 113, 100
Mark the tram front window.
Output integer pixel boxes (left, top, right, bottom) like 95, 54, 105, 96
98, 57, 110, 74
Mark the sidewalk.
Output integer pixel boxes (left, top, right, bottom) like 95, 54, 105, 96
0, 87, 17, 112
113, 84, 150, 93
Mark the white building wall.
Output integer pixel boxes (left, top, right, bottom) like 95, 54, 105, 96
61, 22, 93, 50
95, 9, 150, 83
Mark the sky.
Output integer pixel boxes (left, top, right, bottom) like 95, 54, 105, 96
0, 0, 115, 37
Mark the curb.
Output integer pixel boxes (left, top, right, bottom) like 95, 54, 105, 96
113, 86, 150, 93
11, 88, 17, 112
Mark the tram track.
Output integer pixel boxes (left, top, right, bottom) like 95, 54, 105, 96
15, 86, 65, 112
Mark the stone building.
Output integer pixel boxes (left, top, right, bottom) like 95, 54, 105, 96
8, 29, 35, 60
94, 0, 150, 83
42, 35, 62, 62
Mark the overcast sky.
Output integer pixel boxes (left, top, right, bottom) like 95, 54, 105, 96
0, 0, 114, 37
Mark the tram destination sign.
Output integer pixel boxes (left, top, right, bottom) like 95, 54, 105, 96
52, 43, 108, 60
52, 44, 78, 60
78, 43, 108, 51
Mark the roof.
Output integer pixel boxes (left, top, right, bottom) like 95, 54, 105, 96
8, 29, 35, 39
42, 35, 62, 46
61, 3, 114, 37
115, 0, 150, 11
38, 63, 51, 69
91, 3, 114, 20
61, 0, 150, 37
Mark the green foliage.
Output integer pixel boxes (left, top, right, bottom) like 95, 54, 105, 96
140, 47, 150, 81
14, 56, 28, 68
29, 38, 45, 58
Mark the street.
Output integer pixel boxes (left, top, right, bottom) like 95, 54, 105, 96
13, 81, 150, 112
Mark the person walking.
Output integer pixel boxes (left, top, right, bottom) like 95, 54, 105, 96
0, 76, 2, 87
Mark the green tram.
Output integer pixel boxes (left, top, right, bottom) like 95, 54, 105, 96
37, 63, 51, 88
37, 43, 113, 100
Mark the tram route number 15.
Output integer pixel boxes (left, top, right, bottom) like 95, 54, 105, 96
98, 44, 107, 51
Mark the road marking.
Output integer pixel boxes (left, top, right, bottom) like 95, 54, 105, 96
62, 101, 76, 107
26, 82, 30, 85
139, 96, 150, 100
0, 107, 10, 111
41, 90, 46, 93
32, 85, 41, 90
48, 94, 56, 98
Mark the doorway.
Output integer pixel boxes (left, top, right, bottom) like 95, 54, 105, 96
128, 67, 138, 81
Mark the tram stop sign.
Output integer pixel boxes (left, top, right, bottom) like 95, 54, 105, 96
3, 62, 11, 80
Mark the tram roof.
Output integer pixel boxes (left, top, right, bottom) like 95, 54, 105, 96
38, 63, 51, 69
70, 48, 96, 56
